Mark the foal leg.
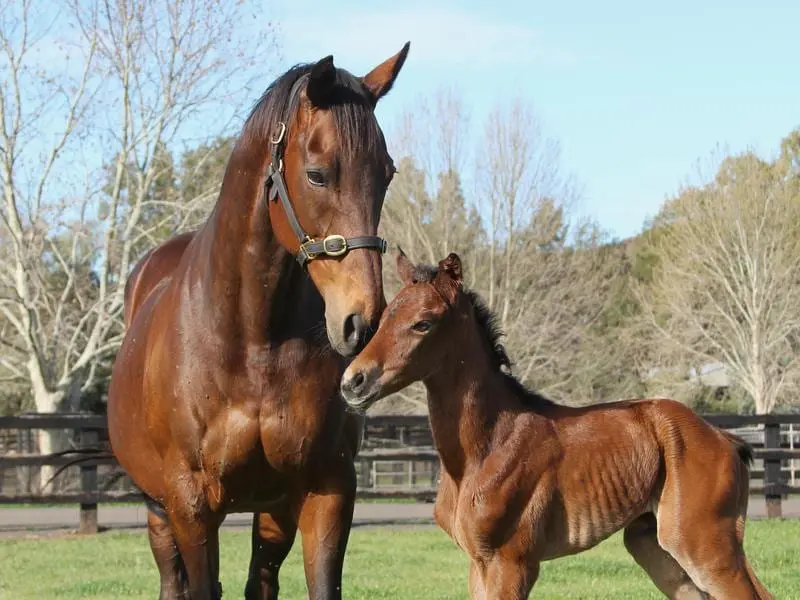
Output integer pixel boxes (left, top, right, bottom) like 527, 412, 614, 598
623, 514, 707, 599
482, 556, 537, 600
468, 561, 487, 600
658, 510, 763, 598
147, 508, 188, 599
244, 511, 298, 600
297, 458, 356, 600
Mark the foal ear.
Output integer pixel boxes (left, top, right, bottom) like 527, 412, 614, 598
306, 55, 337, 107
362, 42, 410, 105
396, 247, 416, 285
438, 253, 463, 282
433, 253, 463, 303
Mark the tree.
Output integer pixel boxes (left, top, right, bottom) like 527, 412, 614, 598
382, 90, 484, 279
0, 0, 278, 486
471, 99, 617, 403
639, 147, 800, 414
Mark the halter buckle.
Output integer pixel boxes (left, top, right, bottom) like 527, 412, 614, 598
322, 235, 348, 257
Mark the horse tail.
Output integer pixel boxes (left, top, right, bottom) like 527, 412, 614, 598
40, 448, 116, 491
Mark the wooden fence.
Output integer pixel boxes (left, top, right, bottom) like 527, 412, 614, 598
1, 412, 799, 533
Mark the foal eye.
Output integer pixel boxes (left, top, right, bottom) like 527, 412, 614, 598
306, 169, 326, 187
411, 320, 432, 333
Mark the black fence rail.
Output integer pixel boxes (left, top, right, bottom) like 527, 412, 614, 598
1, 412, 799, 533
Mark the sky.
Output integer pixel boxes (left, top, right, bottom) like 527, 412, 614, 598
267, 0, 800, 240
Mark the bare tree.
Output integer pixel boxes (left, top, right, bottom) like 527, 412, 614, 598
0, 0, 278, 486
471, 99, 613, 403
639, 150, 800, 414
380, 95, 617, 408
381, 89, 482, 275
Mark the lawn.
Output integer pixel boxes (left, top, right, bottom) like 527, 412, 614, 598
0, 521, 797, 599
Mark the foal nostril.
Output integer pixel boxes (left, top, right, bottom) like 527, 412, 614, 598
341, 369, 372, 401
342, 313, 367, 352
349, 371, 366, 394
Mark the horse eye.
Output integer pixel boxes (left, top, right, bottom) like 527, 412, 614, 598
306, 169, 326, 187
412, 320, 432, 333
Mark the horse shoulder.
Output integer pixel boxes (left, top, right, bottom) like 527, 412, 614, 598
124, 232, 195, 327
457, 416, 551, 552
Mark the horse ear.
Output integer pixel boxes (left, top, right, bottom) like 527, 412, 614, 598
396, 246, 416, 285
438, 253, 462, 282
361, 42, 410, 105
306, 55, 337, 107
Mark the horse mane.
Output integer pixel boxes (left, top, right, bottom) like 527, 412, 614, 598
411, 263, 556, 409
243, 63, 383, 158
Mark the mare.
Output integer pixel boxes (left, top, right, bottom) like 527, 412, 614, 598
340, 251, 772, 600
108, 45, 410, 600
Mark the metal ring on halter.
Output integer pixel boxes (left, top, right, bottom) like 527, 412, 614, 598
271, 122, 287, 145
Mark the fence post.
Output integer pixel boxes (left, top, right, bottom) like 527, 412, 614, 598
790, 423, 796, 488
79, 429, 99, 534
763, 421, 782, 519
358, 458, 370, 489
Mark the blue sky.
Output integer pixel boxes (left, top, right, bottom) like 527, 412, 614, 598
268, 0, 800, 240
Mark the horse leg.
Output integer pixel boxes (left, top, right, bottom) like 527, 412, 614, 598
623, 514, 708, 599
244, 511, 298, 600
147, 508, 189, 600
297, 459, 356, 600
481, 555, 537, 600
168, 507, 223, 600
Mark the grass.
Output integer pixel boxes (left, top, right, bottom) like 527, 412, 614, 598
0, 521, 798, 599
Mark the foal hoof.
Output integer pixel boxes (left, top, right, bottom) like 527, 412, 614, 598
216, 581, 223, 598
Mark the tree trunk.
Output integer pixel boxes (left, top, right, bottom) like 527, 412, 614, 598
31, 380, 66, 491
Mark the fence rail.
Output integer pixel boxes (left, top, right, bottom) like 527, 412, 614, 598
1, 412, 799, 533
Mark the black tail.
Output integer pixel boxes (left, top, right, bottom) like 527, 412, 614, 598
40, 447, 116, 490
722, 430, 754, 467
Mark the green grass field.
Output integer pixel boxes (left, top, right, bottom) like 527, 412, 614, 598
1, 521, 797, 599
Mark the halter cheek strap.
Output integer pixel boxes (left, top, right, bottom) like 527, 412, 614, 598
264, 76, 388, 268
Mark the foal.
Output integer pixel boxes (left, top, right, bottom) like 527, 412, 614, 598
340, 252, 772, 600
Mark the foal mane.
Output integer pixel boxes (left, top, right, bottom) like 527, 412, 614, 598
243, 63, 383, 158
412, 263, 555, 410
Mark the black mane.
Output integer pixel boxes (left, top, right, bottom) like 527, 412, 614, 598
411, 263, 555, 409
243, 63, 383, 158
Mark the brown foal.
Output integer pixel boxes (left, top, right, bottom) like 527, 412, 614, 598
340, 251, 772, 600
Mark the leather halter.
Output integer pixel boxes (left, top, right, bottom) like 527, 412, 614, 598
265, 75, 388, 268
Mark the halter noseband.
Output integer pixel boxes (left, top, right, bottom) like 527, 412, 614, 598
265, 75, 388, 268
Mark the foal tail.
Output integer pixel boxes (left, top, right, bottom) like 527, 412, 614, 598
720, 430, 754, 468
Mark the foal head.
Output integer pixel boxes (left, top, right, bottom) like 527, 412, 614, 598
340, 250, 471, 411
248, 44, 410, 356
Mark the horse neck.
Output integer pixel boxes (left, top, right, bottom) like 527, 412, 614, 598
422, 320, 510, 481
198, 132, 318, 344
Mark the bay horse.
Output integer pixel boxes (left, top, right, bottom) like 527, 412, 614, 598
340, 251, 772, 600
108, 45, 410, 600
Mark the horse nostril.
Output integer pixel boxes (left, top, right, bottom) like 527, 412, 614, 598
343, 313, 366, 350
